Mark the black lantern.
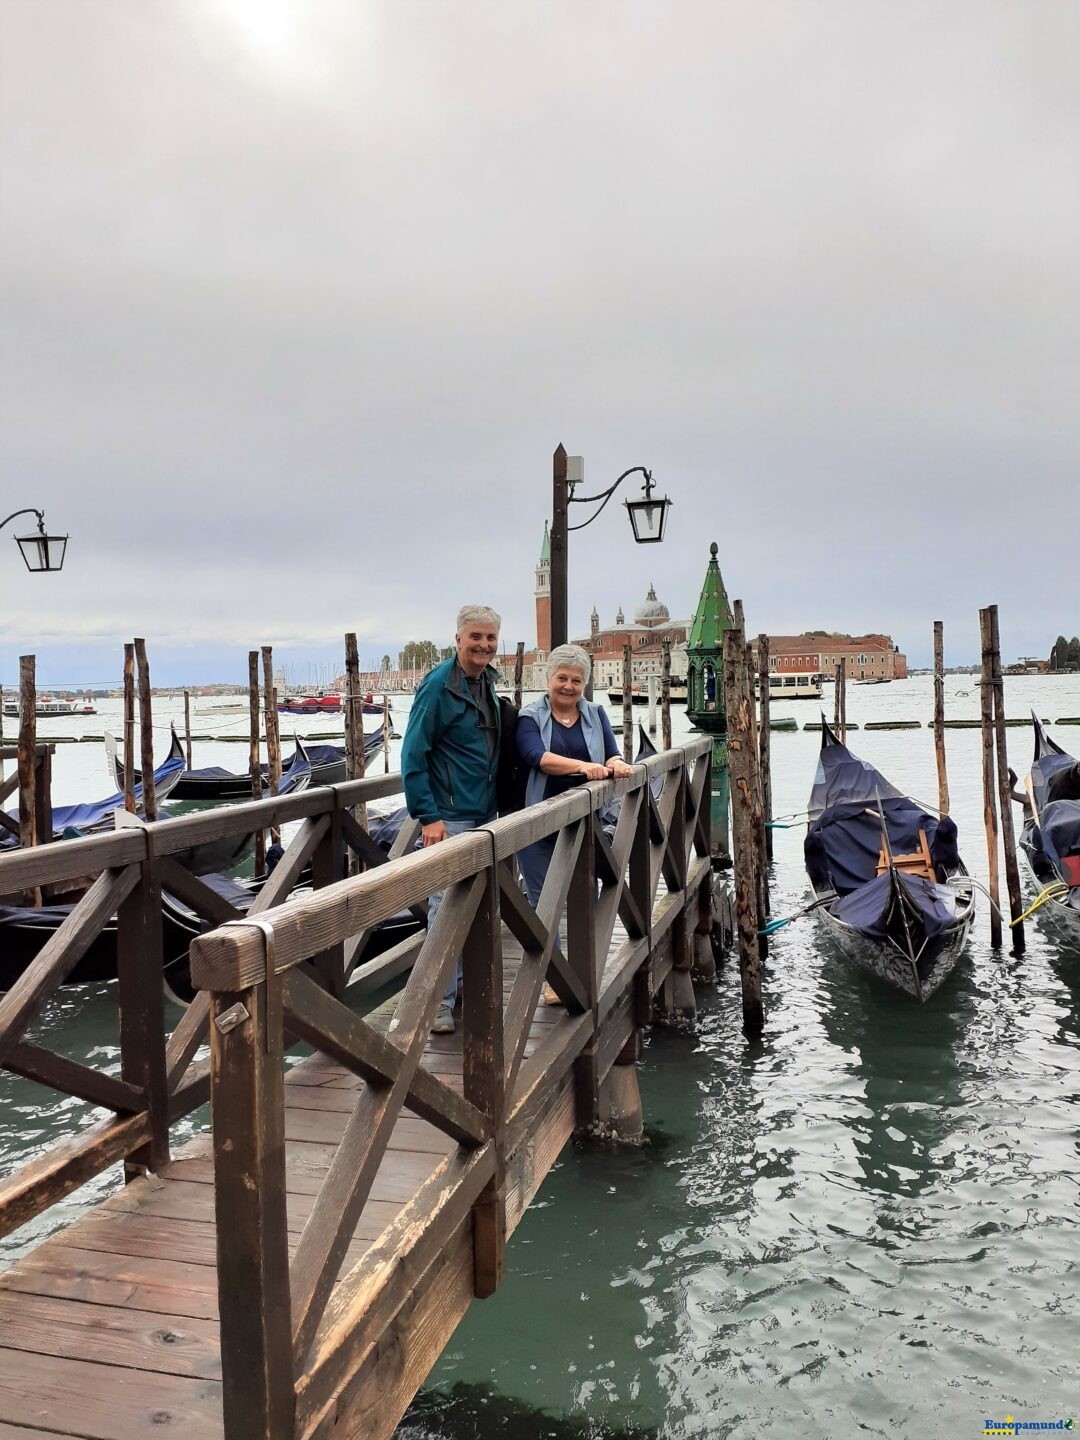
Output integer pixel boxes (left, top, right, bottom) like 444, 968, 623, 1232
16, 522, 68, 573
624, 472, 672, 544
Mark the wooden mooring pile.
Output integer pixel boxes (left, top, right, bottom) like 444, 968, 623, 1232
0, 732, 723, 1437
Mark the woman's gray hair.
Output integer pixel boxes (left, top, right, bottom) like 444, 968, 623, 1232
456, 605, 502, 634
545, 643, 592, 684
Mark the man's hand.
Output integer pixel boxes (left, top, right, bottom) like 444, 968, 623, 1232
422, 821, 448, 846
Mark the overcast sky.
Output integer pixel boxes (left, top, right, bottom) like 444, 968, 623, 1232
1, 0, 1077, 685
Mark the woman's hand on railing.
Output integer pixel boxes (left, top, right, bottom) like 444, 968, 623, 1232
579, 762, 610, 781
606, 759, 634, 779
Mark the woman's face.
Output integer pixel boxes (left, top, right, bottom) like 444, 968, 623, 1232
549, 666, 586, 705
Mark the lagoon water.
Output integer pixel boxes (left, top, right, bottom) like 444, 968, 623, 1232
2, 674, 1078, 1437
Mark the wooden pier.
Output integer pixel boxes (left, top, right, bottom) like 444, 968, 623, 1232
0, 737, 715, 1438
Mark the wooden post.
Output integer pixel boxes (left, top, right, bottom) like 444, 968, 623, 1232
34, 743, 53, 850
978, 608, 1002, 947
134, 638, 156, 822
262, 646, 281, 846
839, 657, 847, 742
989, 605, 1025, 952
17, 657, 40, 906
512, 641, 524, 710
722, 626, 763, 1037
933, 620, 950, 816
182, 689, 193, 771
661, 638, 672, 751
622, 644, 633, 761
744, 638, 770, 930
382, 694, 391, 773
211, 982, 295, 1436
647, 673, 658, 734
757, 633, 773, 861
833, 662, 842, 733
344, 633, 367, 867
122, 643, 136, 815
249, 651, 265, 875
117, 859, 169, 1175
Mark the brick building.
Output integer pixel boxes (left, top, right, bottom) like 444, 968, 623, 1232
758, 633, 908, 681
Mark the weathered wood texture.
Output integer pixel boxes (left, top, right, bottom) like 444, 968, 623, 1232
183, 690, 193, 771
979, 608, 1003, 947
0, 741, 712, 1440
622, 645, 633, 761
757, 634, 773, 860
722, 625, 763, 1037
661, 639, 672, 752
513, 641, 525, 711
262, 645, 282, 846
248, 650, 264, 875
343, 632, 367, 848
988, 604, 1024, 951
17, 656, 37, 861
134, 639, 157, 823
933, 620, 950, 816
123, 644, 137, 815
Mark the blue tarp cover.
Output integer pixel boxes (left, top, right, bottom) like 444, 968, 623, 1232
831, 869, 957, 940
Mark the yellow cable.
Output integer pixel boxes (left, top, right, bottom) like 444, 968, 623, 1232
1011, 883, 1068, 926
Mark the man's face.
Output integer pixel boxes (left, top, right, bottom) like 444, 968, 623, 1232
456, 622, 500, 677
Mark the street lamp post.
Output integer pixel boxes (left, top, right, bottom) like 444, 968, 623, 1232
0, 509, 68, 573
549, 443, 672, 652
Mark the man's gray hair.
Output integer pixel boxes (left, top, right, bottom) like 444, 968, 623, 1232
546, 643, 592, 684
456, 605, 502, 634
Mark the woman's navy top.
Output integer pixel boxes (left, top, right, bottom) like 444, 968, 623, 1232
516, 709, 620, 800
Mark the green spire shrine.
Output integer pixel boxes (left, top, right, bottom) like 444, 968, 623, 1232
686, 541, 734, 858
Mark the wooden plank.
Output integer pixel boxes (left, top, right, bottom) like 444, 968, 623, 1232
282, 967, 486, 1146
3, 1041, 144, 1112
0, 1348, 223, 1440
117, 857, 170, 1170
165, 993, 210, 1091
0, 1113, 151, 1240
247, 813, 330, 916
191, 830, 493, 991
495, 863, 587, 1011
0, 1290, 222, 1381
288, 873, 484, 1361
158, 857, 244, 926
0, 1245, 219, 1319
0, 865, 141, 1065
461, 866, 505, 1298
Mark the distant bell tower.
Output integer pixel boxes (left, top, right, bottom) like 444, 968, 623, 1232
590, 605, 600, 644
535, 521, 551, 654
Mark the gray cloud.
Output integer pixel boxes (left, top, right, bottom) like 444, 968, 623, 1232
2, 0, 1077, 678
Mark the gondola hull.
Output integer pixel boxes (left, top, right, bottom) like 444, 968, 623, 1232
1019, 824, 1080, 939
813, 875, 975, 1002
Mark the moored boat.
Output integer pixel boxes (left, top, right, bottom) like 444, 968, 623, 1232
1018, 714, 1080, 937
804, 720, 974, 1001
1, 695, 97, 718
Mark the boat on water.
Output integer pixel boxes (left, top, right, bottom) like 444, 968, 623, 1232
757, 672, 823, 701
607, 681, 687, 706
1018, 714, 1080, 937
111, 724, 387, 801
804, 720, 975, 1001
277, 693, 387, 716
1, 695, 97, 718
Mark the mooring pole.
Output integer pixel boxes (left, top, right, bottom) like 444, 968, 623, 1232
978, 608, 1002, 947
743, 636, 770, 927
134, 638, 156, 822
722, 623, 763, 1037
182, 689, 193, 771
933, 620, 950, 816
757, 633, 773, 861
512, 641, 524, 710
550, 443, 569, 651
661, 639, 673, 752
622, 644, 633, 761
834, 662, 842, 733
261, 646, 281, 846
647, 673, 658, 734
344, 633, 367, 868
839, 657, 848, 743
989, 605, 1025, 952
248, 650, 264, 875
122, 642, 137, 816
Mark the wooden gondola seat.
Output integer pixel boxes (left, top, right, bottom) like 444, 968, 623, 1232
876, 827, 934, 880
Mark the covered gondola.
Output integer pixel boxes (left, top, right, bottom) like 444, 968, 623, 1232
128, 723, 387, 802
804, 720, 974, 1001
1018, 714, 1080, 937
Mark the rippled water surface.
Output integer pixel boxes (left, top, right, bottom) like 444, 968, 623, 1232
1, 676, 1078, 1436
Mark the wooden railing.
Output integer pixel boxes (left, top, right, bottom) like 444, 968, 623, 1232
189, 737, 712, 1438
0, 768, 409, 1239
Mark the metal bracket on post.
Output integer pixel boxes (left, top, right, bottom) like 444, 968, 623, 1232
217, 915, 280, 1053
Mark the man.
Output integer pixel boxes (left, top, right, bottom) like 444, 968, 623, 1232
401, 604, 502, 1033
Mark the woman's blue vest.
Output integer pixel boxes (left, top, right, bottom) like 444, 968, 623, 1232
519, 696, 608, 808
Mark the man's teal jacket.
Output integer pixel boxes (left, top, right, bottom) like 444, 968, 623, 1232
401, 657, 501, 825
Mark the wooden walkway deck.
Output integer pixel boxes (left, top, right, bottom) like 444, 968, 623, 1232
0, 738, 714, 1439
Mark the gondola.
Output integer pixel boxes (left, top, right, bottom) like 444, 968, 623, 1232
117, 724, 387, 802
1, 730, 186, 851
804, 720, 975, 1001
1018, 714, 1080, 937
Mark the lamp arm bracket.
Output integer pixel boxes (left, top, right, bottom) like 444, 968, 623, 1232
567, 466, 652, 533
0, 508, 45, 534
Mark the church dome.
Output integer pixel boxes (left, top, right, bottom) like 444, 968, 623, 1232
634, 584, 670, 628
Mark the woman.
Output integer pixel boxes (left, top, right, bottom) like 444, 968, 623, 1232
516, 643, 634, 911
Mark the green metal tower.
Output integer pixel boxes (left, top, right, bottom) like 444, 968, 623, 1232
686, 541, 734, 859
